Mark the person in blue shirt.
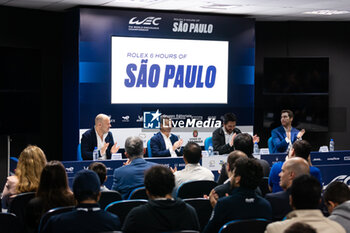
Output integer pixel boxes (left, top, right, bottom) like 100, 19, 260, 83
111, 136, 156, 199
270, 110, 305, 153
269, 140, 323, 193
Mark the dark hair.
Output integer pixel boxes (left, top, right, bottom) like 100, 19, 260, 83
292, 140, 312, 160
183, 142, 202, 164
125, 136, 144, 157
223, 113, 237, 124
144, 165, 175, 197
234, 133, 253, 157
73, 170, 100, 202
36, 161, 75, 212
324, 181, 350, 205
227, 150, 247, 172
234, 158, 263, 189
281, 109, 294, 119
88, 162, 107, 185
291, 175, 321, 209
284, 222, 316, 233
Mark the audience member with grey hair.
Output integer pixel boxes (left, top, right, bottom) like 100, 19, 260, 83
111, 136, 156, 199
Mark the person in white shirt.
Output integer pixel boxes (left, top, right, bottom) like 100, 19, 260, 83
149, 116, 183, 157
174, 142, 214, 190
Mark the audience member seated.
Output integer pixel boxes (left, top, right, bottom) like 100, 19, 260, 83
81, 113, 120, 160
268, 140, 323, 193
122, 165, 200, 233
149, 116, 183, 157
1, 145, 47, 209
211, 150, 247, 199
25, 161, 75, 233
203, 157, 272, 233
270, 109, 305, 153
265, 175, 346, 233
234, 133, 270, 177
174, 142, 214, 190
212, 113, 242, 155
88, 162, 109, 191
284, 222, 317, 233
41, 170, 121, 233
265, 157, 309, 221
324, 181, 350, 232
111, 136, 156, 199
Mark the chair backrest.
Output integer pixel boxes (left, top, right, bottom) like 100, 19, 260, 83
267, 137, 274, 154
77, 143, 83, 161
183, 198, 213, 232
204, 137, 213, 151
219, 218, 270, 233
38, 206, 75, 233
8, 192, 35, 224
176, 180, 217, 199
0, 212, 22, 233
147, 139, 152, 157
105, 200, 148, 226
258, 177, 270, 197
128, 186, 148, 200
99, 190, 123, 209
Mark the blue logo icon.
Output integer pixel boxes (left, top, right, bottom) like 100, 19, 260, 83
143, 109, 161, 129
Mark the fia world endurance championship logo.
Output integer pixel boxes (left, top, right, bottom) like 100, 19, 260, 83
143, 110, 161, 129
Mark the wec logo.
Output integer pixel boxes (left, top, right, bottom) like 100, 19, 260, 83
323, 175, 350, 190
129, 17, 161, 26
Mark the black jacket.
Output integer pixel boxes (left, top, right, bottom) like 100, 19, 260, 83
212, 127, 241, 155
122, 199, 200, 233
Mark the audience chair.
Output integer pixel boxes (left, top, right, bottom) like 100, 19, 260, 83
258, 177, 270, 197
147, 139, 152, 157
105, 200, 148, 226
0, 212, 22, 233
8, 192, 35, 225
204, 137, 213, 151
38, 206, 75, 233
128, 186, 148, 200
77, 143, 83, 161
218, 218, 271, 233
176, 180, 217, 199
183, 198, 213, 232
99, 190, 123, 209
267, 137, 274, 154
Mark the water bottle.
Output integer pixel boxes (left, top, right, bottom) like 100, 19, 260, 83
254, 142, 260, 155
329, 139, 335, 152
208, 145, 214, 156
93, 147, 99, 161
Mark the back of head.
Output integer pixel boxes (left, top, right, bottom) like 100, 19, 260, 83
145, 165, 175, 197
88, 162, 107, 185
227, 150, 247, 172
183, 142, 202, 164
233, 133, 253, 157
324, 181, 350, 205
234, 157, 263, 189
291, 175, 321, 210
16, 145, 47, 193
223, 113, 237, 124
37, 161, 70, 195
292, 140, 311, 161
281, 109, 294, 119
285, 157, 310, 178
284, 222, 316, 233
73, 170, 100, 203
125, 136, 144, 158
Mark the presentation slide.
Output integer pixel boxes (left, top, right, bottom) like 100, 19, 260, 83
111, 37, 228, 104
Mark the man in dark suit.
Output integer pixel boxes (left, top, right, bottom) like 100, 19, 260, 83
111, 136, 156, 199
270, 110, 305, 153
265, 157, 309, 220
81, 113, 119, 160
149, 116, 183, 157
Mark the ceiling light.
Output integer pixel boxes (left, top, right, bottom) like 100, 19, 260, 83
201, 3, 240, 10
303, 10, 350, 15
